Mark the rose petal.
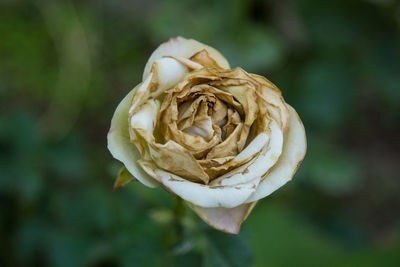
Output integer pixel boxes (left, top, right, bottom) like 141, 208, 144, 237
210, 120, 283, 187
252, 75, 290, 131
206, 123, 244, 159
129, 72, 153, 115
143, 36, 230, 80
107, 87, 160, 188
188, 201, 257, 234
184, 116, 214, 140
163, 55, 203, 70
150, 57, 188, 97
245, 106, 307, 202
233, 132, 269, 162
189, 49, 224, 68
220, 84, 259, 127
156, 169, 259, 208
149, 141, 210, 184
130, 99, 160, 141
168, 122, 221, 157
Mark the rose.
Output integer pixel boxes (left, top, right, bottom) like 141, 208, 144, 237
107, 37, 306, 234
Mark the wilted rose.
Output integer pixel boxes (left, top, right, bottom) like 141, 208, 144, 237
108, 37, 306, 234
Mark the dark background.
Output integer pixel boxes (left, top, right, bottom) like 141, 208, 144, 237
1, 0, 400, 266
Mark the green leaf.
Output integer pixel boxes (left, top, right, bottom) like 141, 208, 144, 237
203, 230, 252, 267
112, 166, 136, 191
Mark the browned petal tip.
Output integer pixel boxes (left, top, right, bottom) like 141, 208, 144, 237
190, 49, 223, 69
111, 184, 123, 192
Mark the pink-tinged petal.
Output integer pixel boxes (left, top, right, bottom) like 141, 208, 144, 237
245, 105, 306, 202
188, 202, 257, 234
107, 86, 160, 188
143, 36, 230, 80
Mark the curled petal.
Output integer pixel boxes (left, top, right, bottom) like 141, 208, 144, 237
163, 55, 203, 70
150, 57, 189, 97
150, 141, 210, 184
156, 169, 260, 208
130, 99, 160, 142
129, 57, 189, 116
189, 49, 224, 68
143, 36, 230, 80
210, 120, 283, 187
107, 87, 160, 188
206, 123, 246, 159
129, 72, 153, 115
233, 132, 269, 162
188, 201, 257, 234
219, 84, 259, 127
254, 79, 290, 131
245, 106, 307, 202
128, 98, 160, 160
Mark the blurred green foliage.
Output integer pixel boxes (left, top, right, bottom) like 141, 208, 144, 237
1, 0, 400, 266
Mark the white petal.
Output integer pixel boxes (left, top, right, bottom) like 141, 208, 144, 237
233, 133, 269, 162
151, 57, 188, 96
210, 120, 283, 187
143, 36, 230, 80
128, 73, 153, 115
188, 202, 257, 234
156, 169, 258, 208
163, 55, 203, 70
130, 99, 160, 134
107, 87, 160, 188
245, 106, 306, 202
184, 116, 214, 139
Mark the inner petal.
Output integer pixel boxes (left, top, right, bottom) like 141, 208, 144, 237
184, 101, 214, 140
177, 97, 204, 130
184, 117, 214, 140
211, 98, 228, 127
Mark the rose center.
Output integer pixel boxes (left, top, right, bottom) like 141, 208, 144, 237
176, 92, 228, 142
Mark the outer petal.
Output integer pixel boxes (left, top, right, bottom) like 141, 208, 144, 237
143, 36, 230, 80
155, 169, 260, 208
245, 106, 306, 202
188, 201, 257, 234
107, 87, 160, 188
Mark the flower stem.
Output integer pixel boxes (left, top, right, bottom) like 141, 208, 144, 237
172, 196, 186, 245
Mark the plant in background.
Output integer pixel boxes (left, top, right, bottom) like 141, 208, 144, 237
107, 37, 306, 234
